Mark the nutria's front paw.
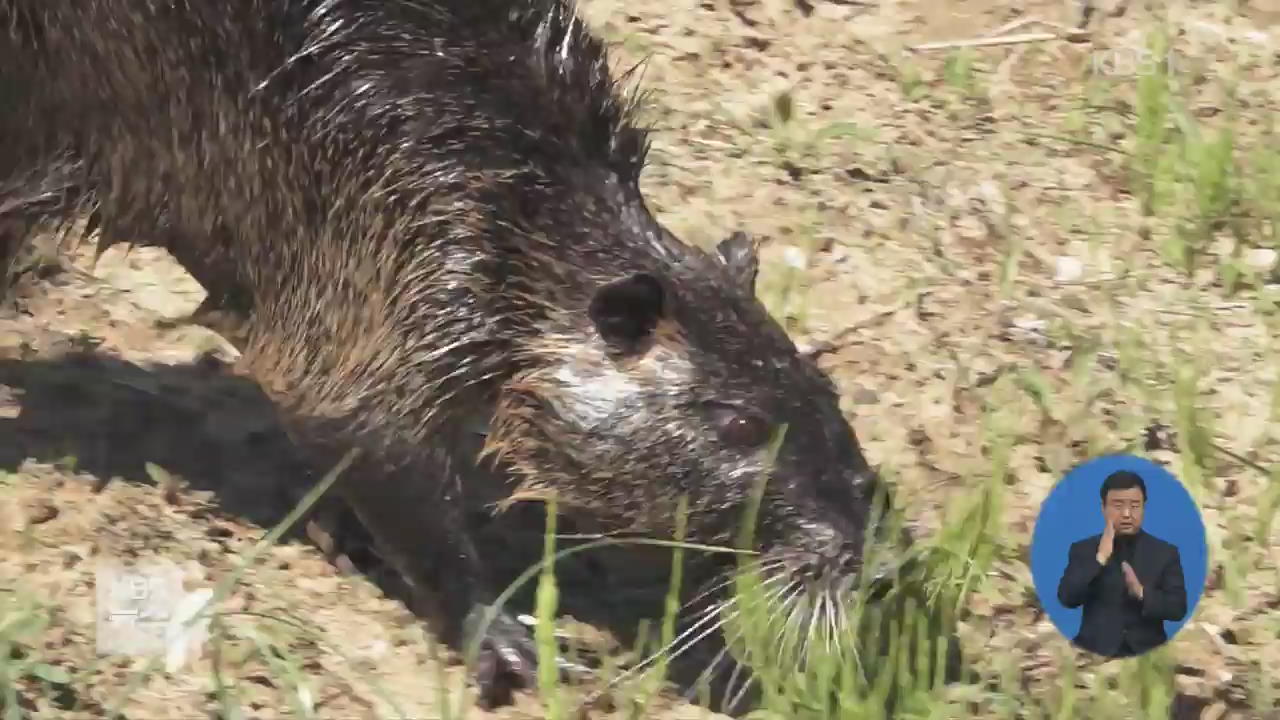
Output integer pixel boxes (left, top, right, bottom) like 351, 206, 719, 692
464, 607, 539, 709
463, 606, 594, 709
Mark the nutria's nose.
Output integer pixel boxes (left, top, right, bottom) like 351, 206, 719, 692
790, 539, 863, 583
866, 555, 921, 601
866, 569, 895, 601
839, 554, 860, 574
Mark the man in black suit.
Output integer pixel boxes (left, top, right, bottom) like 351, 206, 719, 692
1056, 469, 1188, 658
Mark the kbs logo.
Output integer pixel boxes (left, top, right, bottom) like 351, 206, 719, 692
95, 558, 213, 672
1090, 45, 1182, 78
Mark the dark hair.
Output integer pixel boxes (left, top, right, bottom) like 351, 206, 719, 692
1100, 470, 1147, 502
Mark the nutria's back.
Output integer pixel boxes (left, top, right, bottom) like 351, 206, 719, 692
0, 0, 918, 712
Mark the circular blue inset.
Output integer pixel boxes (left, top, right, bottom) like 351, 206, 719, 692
1030, 454, 1209, 656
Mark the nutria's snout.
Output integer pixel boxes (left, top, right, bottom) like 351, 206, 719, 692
764, 529, 902, 601
784, 540, 866, 587
749, 447, 906, 593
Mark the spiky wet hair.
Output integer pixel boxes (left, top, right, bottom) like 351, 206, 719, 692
279, 0, 653, 183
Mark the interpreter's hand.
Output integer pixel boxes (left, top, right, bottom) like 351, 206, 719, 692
1096, 518, 1115, 566
1121, 561, 1144, 600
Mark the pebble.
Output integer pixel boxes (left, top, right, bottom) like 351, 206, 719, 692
1012, 315, 1047, 333
1245, 247, 1276, 271
24, 498, 59, 526
1054, 255, 1084, 283
781, 245, 808, 269
852, 385, 880, 404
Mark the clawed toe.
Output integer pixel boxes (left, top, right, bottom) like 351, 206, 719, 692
465, 607, 596, 709
466, 608, 540, 709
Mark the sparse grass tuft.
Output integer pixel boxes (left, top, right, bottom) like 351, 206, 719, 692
1, 591, 68, 720
1120, 24, 1278, 287
941, 49, 978, 98
1171, 347, 1215, 496
897, 58, 928, 103
1131, 28, 1175, 219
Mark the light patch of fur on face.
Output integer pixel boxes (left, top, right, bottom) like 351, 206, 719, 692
541, 322, 695, 432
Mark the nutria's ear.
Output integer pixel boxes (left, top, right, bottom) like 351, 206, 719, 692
715, 230, 759, 296
588, 272, 666, 353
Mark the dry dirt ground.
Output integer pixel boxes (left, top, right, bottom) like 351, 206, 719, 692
2, 0, 1279, 718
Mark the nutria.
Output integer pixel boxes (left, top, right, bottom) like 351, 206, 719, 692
0, 0, 949, 713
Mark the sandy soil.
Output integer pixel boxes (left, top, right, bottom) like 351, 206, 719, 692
2, 0, 1279, 718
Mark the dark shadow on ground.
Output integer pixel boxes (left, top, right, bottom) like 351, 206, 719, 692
0, 351, 318, 530
0, 348, 689, 679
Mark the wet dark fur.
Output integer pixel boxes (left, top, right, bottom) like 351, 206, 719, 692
0, 0, 928, 713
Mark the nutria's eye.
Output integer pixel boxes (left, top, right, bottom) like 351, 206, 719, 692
710, 406, 771, 448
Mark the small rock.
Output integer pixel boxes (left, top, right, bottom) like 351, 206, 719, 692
781, 245, 808, 269
780, 159, 805, 181
845, 166, 885, 183
1144, 422, 1177, 451
245, 673, 276, 689
1245, 247, 1277, 271
852, 385, 879, 405
205, 524, 234, 539
1012, 315, 1046, 333
196, 542, 221, 565
25, 499, 59, 525
1054, 255, 1084, 283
